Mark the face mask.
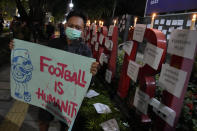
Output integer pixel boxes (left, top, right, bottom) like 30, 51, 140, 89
65, 27, 82, 40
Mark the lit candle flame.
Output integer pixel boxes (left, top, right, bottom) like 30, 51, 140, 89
101, 21, 104, 27
135, 17, 138, 22
86, 20, 90, 26
114, 20, 117, 26
152, 13, 156, 19
190, 14, 197, 30
150, 13, 156, 28
192, 14, 196, 21
134, 17, 138, 27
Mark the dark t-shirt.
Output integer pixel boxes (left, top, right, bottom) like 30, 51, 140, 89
47, 37, 92, 57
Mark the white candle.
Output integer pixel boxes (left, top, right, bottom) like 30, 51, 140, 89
190, 14, 196, 30
114, 20, 117, 26
101, 21, 104, 27
150, 13, 156, 29
134, 17, 138, 27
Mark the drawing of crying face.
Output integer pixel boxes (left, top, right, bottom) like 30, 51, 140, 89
12, 56, 33, 83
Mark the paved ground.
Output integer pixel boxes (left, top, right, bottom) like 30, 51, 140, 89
0, 64, 61, 131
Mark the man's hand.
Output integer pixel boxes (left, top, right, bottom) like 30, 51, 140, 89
90, 62, 99, 76
9, 40, 14, 50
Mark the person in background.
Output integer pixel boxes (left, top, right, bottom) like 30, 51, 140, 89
21, 21, 31, 41
59, 23, 65, 38
32, 22, 40, 43
10, 17, 31, 41
10, 16, 23, 39
46, 22, 55, 40
9, 10, 99, 131
10, 16, 19, 35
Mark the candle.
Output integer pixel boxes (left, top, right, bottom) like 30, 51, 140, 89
101, 21, 104, 27
134, 17, 138, 27
190, 14, 196, 30
99, 21, 101, 26
86, 20, 90, 26
114, 20, 117, 26
150, 13, 156, 28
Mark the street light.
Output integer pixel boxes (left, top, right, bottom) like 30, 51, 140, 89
69, 3, 74, 8
69, 0, 74, 8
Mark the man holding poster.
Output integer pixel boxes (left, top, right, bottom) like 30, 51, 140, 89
10, 10, 99, 131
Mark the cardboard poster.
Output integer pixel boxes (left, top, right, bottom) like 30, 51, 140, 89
10, 39, 95, 130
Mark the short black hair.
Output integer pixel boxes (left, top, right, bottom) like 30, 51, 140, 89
66, 10, 87, 26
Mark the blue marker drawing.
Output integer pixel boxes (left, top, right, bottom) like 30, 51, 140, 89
12, 49, 33, 102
